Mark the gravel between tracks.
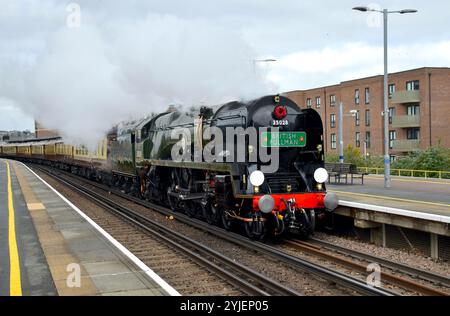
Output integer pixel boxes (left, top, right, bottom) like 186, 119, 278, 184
35, 168, 359, 296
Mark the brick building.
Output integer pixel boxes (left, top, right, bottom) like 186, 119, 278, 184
34, 121, 59, 139
284, 67, 450, 160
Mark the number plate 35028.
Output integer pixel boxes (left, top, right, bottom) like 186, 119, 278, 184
271, 120, 288, 126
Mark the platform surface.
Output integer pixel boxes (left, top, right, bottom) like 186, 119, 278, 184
328, 175, 450, 217
0, 159, 176, 296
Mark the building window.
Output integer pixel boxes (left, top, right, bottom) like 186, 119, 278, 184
316, 96, 321, 108
407, 128, 420, 140
365, 87, 370, 104
330, 114, 336, 128
390, 155, 397, 163
389, 107, 396, 124
355, 89, 360, 105
365, 132, 371, 148
306, 98, 312, 108
330, 94, 336, 107
406, 80, 420, 91
331, 133, 336, 149
365, 109, 370, 126
356, 132, 360, 147
407, 105, 420, 116
389, 130, 396, 149
355, 111, 360, 126
388, 84, 396, 96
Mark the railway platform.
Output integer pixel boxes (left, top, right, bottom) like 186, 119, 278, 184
327, 175, 450, 260
0, 158, 179, 296
328, 174, 450, 215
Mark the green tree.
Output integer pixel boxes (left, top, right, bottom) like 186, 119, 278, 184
343, 145, 364, 165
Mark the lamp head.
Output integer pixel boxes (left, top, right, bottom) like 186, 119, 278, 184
353, 6, 369, 12
399, 9, 418, 14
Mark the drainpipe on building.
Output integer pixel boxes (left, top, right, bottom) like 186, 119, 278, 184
339, 102, 344, 163
428, 72, 432, 147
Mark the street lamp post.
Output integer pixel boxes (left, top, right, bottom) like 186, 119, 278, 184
353, 6, 417, 189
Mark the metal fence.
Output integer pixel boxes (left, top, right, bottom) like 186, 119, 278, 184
357, 167, 450, 179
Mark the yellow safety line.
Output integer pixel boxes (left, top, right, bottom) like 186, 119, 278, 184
365, 175, 450, 185
330, 189, 450, 208
6, 161, 22, 296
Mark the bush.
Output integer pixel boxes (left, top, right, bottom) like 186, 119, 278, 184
325, 145, 384, 167
325, 153, 339, 163
325, 145, 450, 177
343, 145, 363, 165
325, 145, 363, 164
392, 146, 450, 171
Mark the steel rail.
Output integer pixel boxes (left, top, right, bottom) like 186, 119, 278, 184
36, 166, 300, 296
309, 238, 450, 288
284, 239, 448, 296
34, 165, 396, 296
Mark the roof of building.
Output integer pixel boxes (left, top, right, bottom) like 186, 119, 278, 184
284, 67, 450, 94
5, 136, 62, 145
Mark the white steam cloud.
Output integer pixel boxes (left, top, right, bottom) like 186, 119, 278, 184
1, 12, 276, 148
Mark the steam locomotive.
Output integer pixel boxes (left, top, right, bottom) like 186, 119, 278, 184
0, 95, 338, 239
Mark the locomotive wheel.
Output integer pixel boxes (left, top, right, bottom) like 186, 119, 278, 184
167, 188, 180, 212
185, 201, 198, 217
296, 210, 315, 239
221, 210, 234, 231
244, 220, 265, 240
202, 202, 220, 225
138, 179, 151, 200
167, 170, 181, 211
272, 215, 285, 236
309, 209, 316, 234
138, 166, 150, 200
138, 180, 146, 199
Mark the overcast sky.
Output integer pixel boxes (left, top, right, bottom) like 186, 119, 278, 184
1, 0, 449, 132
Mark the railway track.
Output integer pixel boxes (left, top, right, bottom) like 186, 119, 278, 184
310, 238, 450, 287
282, 239, 449, 296
33, 165, 300, 296
31, 163, 398, 296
